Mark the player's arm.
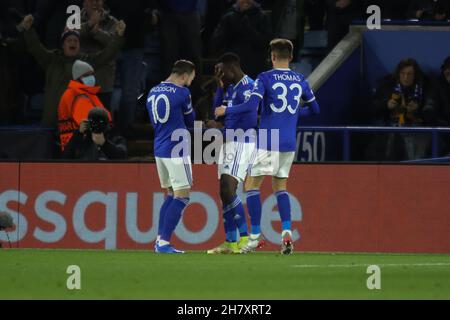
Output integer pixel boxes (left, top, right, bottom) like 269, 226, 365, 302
183, 95, 196, 128
299, 99, 320, 117
215, 77, 265, 117
213, 87, 225, 109
299, 81, 320, 117
225, 93, 262, 116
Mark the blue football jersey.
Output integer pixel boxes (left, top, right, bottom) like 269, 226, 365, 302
219, 75, 257, 131
252, 68, 316, 152
147, 82, 195, 158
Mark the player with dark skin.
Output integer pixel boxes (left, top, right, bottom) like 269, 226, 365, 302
212, 60, 248, 208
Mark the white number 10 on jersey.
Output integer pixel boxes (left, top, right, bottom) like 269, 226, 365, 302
149, 94, 171, 124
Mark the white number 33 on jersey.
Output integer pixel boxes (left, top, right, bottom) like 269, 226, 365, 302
270, 83, 303, 114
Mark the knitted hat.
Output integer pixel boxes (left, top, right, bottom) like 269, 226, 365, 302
72, 60, 94, 80
61, 29, 80, 43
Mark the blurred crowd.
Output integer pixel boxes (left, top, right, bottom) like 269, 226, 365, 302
0, 0, 450, 160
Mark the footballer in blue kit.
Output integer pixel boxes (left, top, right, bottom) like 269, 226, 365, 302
215, 39, 320, 254
147, 60, 196, 254
206, 53, 260, 254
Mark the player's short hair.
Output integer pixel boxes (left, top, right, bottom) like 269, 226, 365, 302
270, 39, 294, 60
217, 52, 241, 67
171, 60, 196, 76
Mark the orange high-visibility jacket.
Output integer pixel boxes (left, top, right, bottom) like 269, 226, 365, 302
58, 80, 111, 151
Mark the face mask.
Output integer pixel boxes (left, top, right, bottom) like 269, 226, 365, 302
82, 75, 96, 87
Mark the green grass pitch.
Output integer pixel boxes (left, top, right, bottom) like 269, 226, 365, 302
1, 249, 450, 300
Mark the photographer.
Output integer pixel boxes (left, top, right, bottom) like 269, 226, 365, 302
58, 60, 127, 160
63, 107, 127, 160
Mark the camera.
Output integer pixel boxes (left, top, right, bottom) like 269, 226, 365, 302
0, 211, 13, 231
88, 118, 108, 134
87, 108, 110, 134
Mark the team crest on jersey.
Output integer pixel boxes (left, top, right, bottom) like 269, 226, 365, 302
243, 90, 252, 102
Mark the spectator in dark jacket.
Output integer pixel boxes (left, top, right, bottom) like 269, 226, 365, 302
211, 0, 272, 79
326, 0, 362, 51
0, 0, 37, 125
33, 0, 83, 49
80, 0, 119, 111
434, 56, 450, 155
202, 0, 234, 56
270, 0, 305, 61
371, 58, 437, 160
107, 0, 157, 134
17, 14, 126, 128
305, 0, 326, 30
434, 56, 450, 126
408, 0, 450, 20
158, 0, 203, 78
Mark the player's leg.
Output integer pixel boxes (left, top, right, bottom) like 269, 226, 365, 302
207, 174, 241, 254
208, 141, 248, 254
272, 152, 296, 255
245, 175, 265, 237
155, 157, 174, 250
240, 175, 266, 253
156, 157, 193, 254
272, 177, 291, 235
233, 141, 260, 248
244, 148, 271, 241
157, 187, 174, 246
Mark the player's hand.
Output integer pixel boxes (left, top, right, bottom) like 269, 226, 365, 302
92, 133, 106, 146
79, 120, 89, 134
406, 101, 419, 113
116, 20, 126, 37
387, 99, 398, 110
19, 14, 34, 31
206, 120, 223, 129
215, 106, 226, 118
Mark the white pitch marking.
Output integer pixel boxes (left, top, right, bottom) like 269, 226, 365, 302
291, 263, 450, 269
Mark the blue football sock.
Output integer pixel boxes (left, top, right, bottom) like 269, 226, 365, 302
229, 195, 249, 237
158, 193, 174, 238
246, 190, 262, 235
236, 204, 249, 237
276, 191, 292, 232
161, 197, 189, 242
223, 201, 238, 243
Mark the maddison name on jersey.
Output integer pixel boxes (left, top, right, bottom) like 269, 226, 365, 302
151, 86, 178, 94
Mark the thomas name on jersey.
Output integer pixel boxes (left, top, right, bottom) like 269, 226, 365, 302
272, 74, 303, 82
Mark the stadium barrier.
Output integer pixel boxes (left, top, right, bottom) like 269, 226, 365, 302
295, 126, 450, 162
0, 162, 449, 253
